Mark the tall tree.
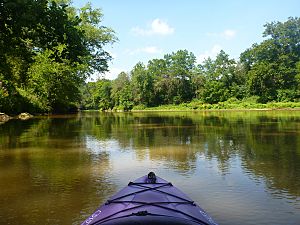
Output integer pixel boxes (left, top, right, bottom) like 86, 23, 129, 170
0, 0, 116, 113
240, 17, 300, 102
131, 62, 154, 106
80, 81, 97, 110
199, 50, 239, 103
166, 50, 196, 103
111, 72, 133, 110
94, 79, 112, 110
148, 50, 196, 105
27, 45, 84, 113
148, 58, 169, 105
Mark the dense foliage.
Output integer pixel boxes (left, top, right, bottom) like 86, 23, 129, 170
1, 3, 299, 114
82, 17, 300, 111
0, 0, 116, 114
241, 17, 300, 103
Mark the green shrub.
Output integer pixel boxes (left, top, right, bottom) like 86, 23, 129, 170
132, 104, 147, 110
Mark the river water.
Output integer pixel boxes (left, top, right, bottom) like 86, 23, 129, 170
0, 111, 299, 225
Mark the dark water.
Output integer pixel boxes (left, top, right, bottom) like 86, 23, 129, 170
0, 111, 300, 225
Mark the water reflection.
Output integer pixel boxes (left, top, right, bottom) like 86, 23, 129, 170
0, 117, 117, 225
81, 111, 300, 192
0, 111, 300, 225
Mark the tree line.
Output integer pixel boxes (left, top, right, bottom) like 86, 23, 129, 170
82, 17, 300, 111
0, 1, 299, 114
0, 0, 116, 114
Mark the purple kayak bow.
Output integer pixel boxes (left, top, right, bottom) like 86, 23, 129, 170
81, 172, 218, 225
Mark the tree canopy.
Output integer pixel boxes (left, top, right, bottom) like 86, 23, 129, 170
82, 17, 300, 111
1, 4, 299, 114
241, 17, 300, 102
0, 0, 116, 113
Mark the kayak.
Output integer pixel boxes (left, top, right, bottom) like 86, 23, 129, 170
81, 172, 218, 225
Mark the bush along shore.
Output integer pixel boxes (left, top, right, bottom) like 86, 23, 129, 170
131, 100, 300, 111
87, 98, 300, 112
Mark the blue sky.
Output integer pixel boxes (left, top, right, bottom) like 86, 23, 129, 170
73, 0, 300, 80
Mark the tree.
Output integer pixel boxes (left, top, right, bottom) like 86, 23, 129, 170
198, 50, 240, 103
77, 3, 117, 75
80, 82, 97, 110
240, 17, 300, 102
131, 62, 154, 106
147, 50, 196, 105
201, 81, 229, 104
0, 0, 116, 113
166, 50, 196, 103
94, 79, 113, 110
147, 58, 169, 105
111, 72, 133, 110
27, 45, 84, 113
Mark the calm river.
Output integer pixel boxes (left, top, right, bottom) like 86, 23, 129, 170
0, 111, 300, 225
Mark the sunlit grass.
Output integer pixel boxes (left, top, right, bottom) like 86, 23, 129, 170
132, 100, 300, 111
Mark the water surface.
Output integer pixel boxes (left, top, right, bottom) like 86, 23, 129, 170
0, 111, 300, 225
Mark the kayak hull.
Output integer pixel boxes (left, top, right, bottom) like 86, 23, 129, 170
81, 173, 217, 225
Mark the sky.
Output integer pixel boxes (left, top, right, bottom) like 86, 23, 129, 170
72, 0, 300, 80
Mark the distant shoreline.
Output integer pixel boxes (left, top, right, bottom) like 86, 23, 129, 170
121, 101, 300, 112
130, 108, 300, 112
1, 104, 300, 123
84, 104, 300, 113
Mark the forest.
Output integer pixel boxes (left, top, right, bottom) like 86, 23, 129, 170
82, 17, 300, 111
1, 1, 300, 114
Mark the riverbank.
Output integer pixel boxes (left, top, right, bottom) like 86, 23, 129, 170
1, 101, 300, 123
131, 101, 300, 111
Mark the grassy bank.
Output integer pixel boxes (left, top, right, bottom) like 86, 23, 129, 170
132, 99, 300, 111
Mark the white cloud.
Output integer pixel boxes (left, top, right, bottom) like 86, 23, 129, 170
222, 29, 236, 40
131, 27, 146, 36
132, 18, 174, 36
151, 19, 174, 35
127, 46, 162, 55
206, 29, 237, 40
197, 44, 222, 64
142, 46, 162, 54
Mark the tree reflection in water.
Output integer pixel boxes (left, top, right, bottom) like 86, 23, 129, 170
0, 111, 300, 225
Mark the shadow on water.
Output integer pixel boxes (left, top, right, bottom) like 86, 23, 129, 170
0, 117, 117, 225
0, 111, 300, 225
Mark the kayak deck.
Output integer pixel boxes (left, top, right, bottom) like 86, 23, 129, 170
82, 172, 218, 225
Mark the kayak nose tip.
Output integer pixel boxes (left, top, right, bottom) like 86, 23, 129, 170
147, 171, 157, 183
